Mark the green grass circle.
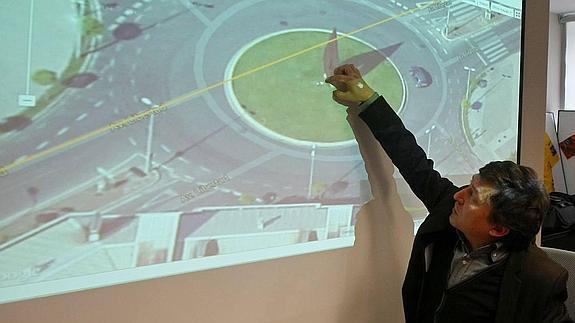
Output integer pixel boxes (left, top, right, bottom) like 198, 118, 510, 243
232, 31, 403, 143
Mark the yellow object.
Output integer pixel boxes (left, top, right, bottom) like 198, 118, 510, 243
545, 133, 560, 166
334, 79, 375, 104
544, 133, 560, 192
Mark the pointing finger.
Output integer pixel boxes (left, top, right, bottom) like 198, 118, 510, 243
325, 75, 353, 91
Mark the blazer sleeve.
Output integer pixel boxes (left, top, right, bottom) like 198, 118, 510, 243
358, 95, 458, 211
542, 269, 573, 323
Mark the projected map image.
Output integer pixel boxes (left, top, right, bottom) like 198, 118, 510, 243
0, 0, 523, 302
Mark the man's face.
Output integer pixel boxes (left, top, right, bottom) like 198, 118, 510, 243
449, 174, 500, 249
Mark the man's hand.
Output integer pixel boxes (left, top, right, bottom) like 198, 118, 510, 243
325, 64, 374, 107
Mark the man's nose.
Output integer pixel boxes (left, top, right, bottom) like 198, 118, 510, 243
454, 187, 468, 203
454, 192, 463, 204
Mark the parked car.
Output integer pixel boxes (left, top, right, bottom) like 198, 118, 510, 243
409, 66, 432, 88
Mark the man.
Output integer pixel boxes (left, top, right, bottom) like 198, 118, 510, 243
326, 64, 572, 323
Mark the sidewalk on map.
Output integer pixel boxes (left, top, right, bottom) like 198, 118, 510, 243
465, 53, 521, 163
0, 1, 82, 119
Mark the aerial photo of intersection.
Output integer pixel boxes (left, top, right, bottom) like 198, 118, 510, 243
0, 0, 524, 300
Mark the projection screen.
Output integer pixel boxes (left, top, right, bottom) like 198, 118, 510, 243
0, 0, 524, 303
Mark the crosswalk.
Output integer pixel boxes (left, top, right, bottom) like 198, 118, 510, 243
447, 1, 512, 65
471, 31, 509, 65
449, 1, 479, 23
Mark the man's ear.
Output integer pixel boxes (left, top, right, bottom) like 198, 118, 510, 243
489, 225, 510, 238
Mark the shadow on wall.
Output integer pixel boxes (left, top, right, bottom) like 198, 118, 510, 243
335, 107, 415, 323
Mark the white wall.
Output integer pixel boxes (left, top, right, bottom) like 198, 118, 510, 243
565, 22, 575, 110
547, 13, 563, 116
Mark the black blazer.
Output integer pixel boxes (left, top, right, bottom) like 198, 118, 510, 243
358, 96, 572, 323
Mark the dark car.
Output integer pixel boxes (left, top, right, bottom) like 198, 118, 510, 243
409, 66, 432, 88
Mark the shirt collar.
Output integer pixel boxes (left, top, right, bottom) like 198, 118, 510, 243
456, 230, 508, 263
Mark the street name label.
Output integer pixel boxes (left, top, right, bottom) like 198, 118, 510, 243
18, 95, 36, 107
491, 2, 516, 18
460, 0, 521, 19
477, 0, 490, 10
461, 0, 492, 10
493, 0, 522, 10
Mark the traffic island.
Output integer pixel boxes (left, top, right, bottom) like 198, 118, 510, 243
226, 29, 405, 147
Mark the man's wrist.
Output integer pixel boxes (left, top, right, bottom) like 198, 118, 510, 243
358, 92, 379, 112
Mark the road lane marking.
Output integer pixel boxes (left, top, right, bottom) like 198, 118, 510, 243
489, 50, 508, 63
115, 16, 127, 24
161, 144, 171, 153
57, 127, 69, 136
35, 141, 49, 150
75, 113, 88, 121
182, 2, 211, 26
476, 52, 488, 66
178, 157, 191, 164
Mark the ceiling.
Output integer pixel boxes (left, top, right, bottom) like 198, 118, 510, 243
550, 0, 575, 14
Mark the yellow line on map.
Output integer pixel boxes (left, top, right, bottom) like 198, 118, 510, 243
1, 2, 435, 174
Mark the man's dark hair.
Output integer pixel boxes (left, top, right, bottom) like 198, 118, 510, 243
478, 161, 549, 250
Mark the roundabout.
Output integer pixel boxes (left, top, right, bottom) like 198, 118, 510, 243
225, 29, 405, 147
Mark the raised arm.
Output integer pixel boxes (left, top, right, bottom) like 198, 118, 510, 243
326, 64, 456, 210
